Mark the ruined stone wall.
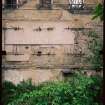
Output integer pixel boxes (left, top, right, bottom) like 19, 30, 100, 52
2, 22, 100, 84
2, 69, 63, 85
4, 44, 82, 65
2, 0, 103, 84
2, 44, 84, 84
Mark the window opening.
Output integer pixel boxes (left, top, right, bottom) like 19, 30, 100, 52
6, 0, 17, 9
69, 0, 84, 10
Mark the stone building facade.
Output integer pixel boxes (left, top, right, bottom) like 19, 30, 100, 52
2, 0, 101, 9
2, 0, 103, 84
2, 21, 83, 84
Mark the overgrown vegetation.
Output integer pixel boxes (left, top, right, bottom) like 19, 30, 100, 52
87, 30, 103, 70
92, 3, 103, 21
2, 73, 102, 105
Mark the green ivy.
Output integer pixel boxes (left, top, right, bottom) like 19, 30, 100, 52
92, 3, 103, 21
87, 31, 103, 70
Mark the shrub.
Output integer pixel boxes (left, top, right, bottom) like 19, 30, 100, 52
2, 74, 102, 105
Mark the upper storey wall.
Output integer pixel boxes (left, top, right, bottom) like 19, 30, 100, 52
53, 0, 69, 4
2, 0, 28, 8
84, 0, 102, 4
53, 0, 101, 4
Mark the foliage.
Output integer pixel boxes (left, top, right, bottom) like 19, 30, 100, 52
2, 74, 102, 105
2, 81, 17, 104
2, 79, 41, 105
92, 3, 103, 21
87, 31, 103, 70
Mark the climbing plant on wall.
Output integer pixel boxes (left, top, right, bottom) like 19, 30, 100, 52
92, 3, 103, 21
87, 30, 103, 70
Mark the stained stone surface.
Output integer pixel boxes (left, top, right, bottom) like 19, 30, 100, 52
2, 0, 103, 84
2, 69, 63, 84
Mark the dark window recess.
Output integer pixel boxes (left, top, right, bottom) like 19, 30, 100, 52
6, 0, 17, 9
2, 51, 6, 55
47, 27, 54, 31
99, 49, 103, 55
25, 46, 29, 49
37, 51, 42, 56
62, 69, 74, 77
84, 71, 87, 75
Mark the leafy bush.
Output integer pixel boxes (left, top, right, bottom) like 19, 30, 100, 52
2, 74, 102, 105
2, 81, 17, 104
